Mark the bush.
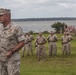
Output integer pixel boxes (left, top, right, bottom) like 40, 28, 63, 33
51, 22, 67, 33
43, 31, 49, 34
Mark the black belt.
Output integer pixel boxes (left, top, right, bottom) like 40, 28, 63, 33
49, 41, 56, 42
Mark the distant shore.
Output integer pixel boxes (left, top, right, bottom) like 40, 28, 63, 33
12, 17, 76, 21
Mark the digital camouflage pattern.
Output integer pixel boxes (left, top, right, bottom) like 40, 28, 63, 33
35, 35, 47, 60
27, 35, 34, 55
0, 22, 25, 75
61, 35, 69, 56
47, 34, 58, 56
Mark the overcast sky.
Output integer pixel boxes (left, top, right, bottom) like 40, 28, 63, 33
0, 0, 76, 19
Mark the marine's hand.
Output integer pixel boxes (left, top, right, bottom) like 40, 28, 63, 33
5, 51, 13, 58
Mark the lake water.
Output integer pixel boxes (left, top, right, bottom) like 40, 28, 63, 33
13, 20, 76, 32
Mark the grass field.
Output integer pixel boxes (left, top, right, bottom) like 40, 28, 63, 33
20, 33, 76, 75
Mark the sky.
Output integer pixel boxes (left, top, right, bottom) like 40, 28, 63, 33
0, 0, 76, 19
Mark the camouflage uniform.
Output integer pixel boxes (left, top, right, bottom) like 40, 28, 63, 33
27, 34, 34, 56
67, 32, 73, 56
47, 32, 58, 57
34, 41, 38, 57
35, 33, 47, 61
61, 32, 69, 57
22, 34, 29, 57
0, 22, 25, 75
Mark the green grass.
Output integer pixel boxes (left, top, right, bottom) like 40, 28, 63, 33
20, 33, 76, 75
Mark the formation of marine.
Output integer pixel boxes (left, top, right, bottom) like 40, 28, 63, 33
22, 31, 73, 61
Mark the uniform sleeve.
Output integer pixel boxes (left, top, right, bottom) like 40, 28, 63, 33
43, 36, 47, 42
69, 35, 73, 41
71, 35, 73, 40
35, 36, 39, 43
47, 35, 50, 40
54, 35, 58, 40
31, 35, 34, 40
15, 26, 25, 42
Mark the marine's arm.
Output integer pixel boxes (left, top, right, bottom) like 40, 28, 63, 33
6, 40, 25, 58
6, 26, 25, 58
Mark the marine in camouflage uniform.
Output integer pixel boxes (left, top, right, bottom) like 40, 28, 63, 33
34, 40, 38, 57
35, 32, 47, 61
0, 8, 25, 75
66, 32, 73, 57
47, 31, 58, 57
61, 32, 69, 57
27, 32, 34, 56
22, 33, 29, 57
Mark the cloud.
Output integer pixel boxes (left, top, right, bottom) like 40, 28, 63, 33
0, 0, 76, 18
58, 3, 76, 8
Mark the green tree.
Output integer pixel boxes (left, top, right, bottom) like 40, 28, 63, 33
51, 22, 67, 33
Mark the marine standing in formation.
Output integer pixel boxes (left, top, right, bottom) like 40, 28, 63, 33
22, 33, 29, 57
47, 31, 58, 57
27, 32, 34, 56
66, 32, 73, 57
61, 32, 70, 57
35, 32, 47, 61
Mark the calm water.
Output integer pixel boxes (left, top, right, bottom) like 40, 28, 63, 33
13, 20, 76, 32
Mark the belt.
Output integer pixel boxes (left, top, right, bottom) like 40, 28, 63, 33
25, 42, 28, 44
49, 41, 56, 42
62, 42, 68, 44
28, 41, 32, 42
37, 43, 44, 45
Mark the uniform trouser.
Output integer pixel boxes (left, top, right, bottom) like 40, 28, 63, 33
28, 42, 33, 55
67, 43, 71, 56
37, 45, 46, 59
62, 44, 68, 56
0, 60, 20, 75
35, 47, 38, 57
22, 44, 29, 56
49, 42, 57, 56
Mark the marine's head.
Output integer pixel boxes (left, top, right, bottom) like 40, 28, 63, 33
39, 32, 42, 36
50, 31, 54, 35
0, 8, 10, 16
0, 8, 11, 24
